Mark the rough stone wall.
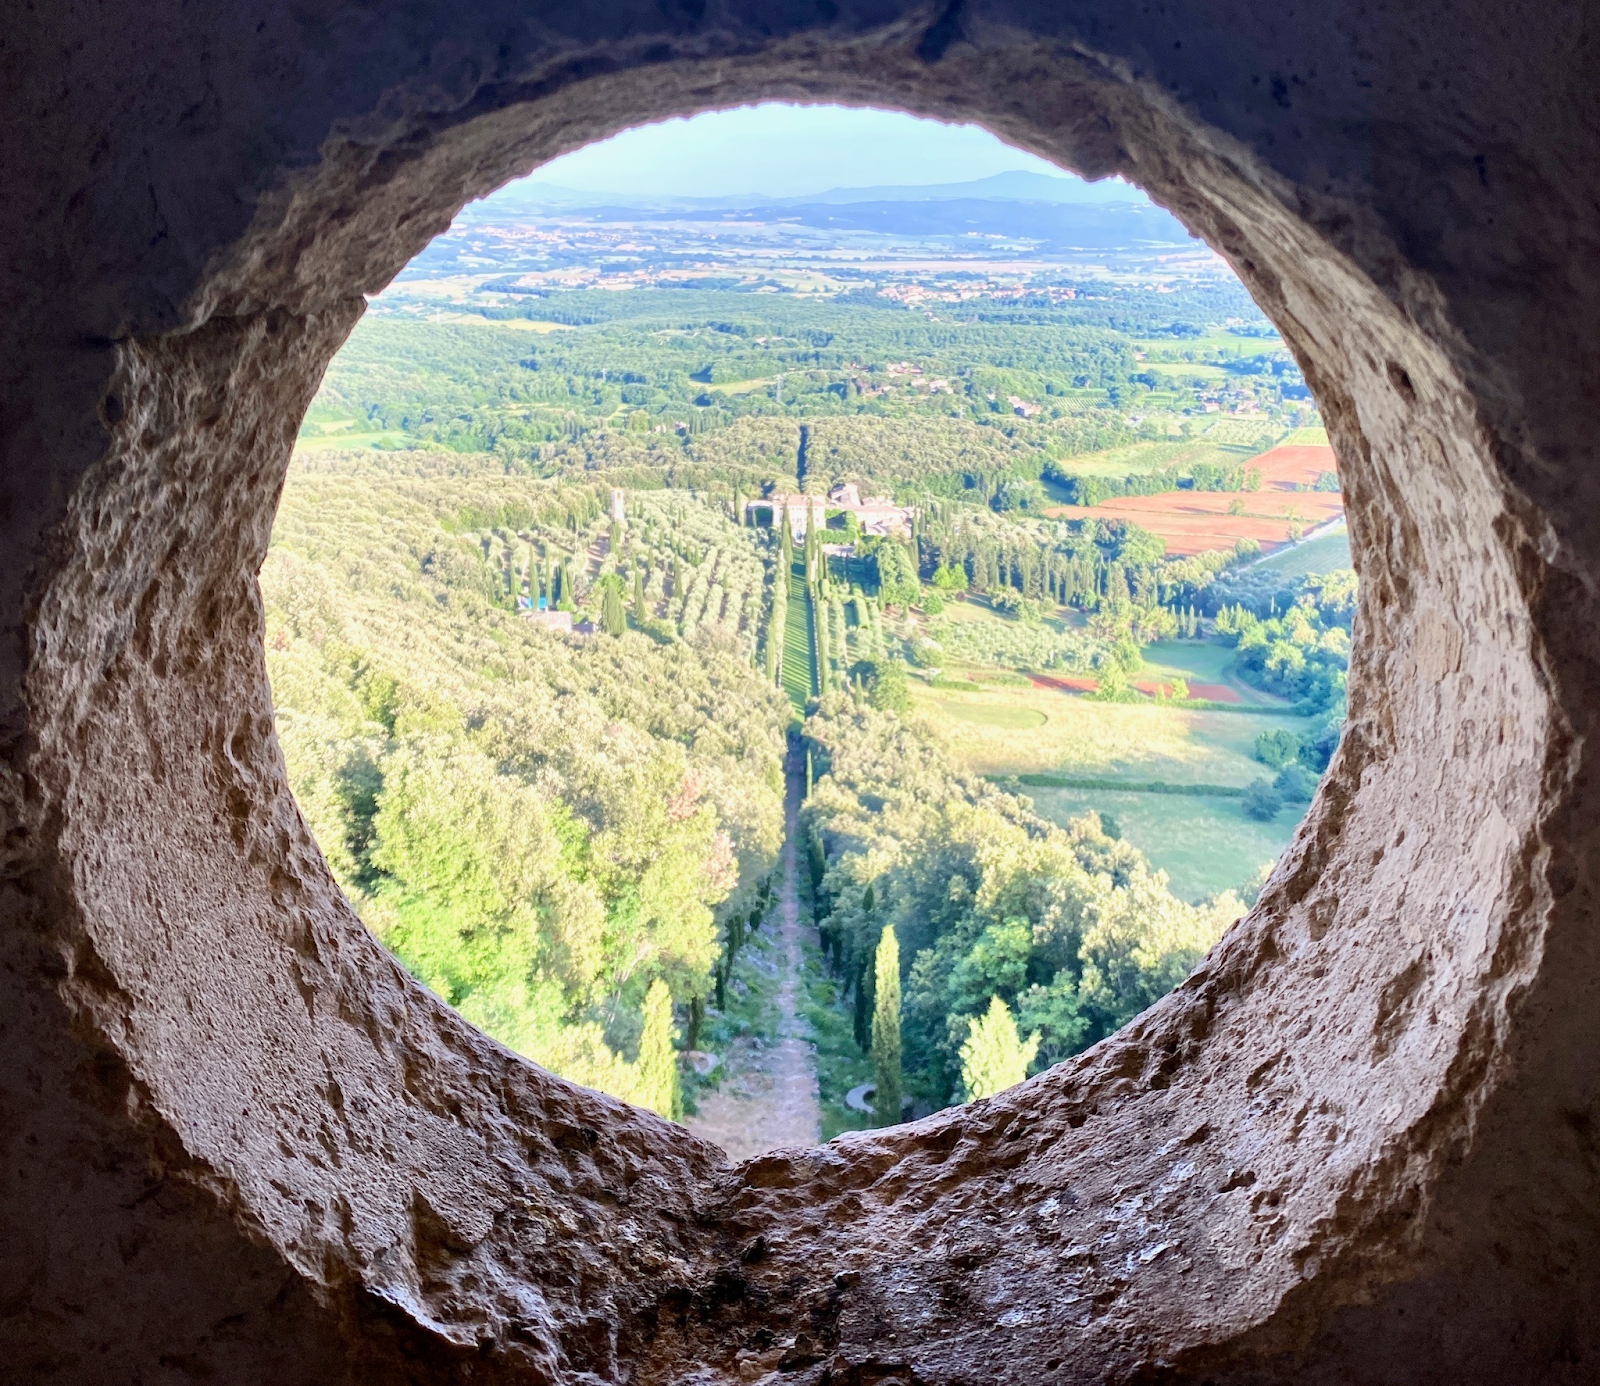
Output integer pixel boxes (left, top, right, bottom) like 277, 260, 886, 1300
2, 2, 1598, 1382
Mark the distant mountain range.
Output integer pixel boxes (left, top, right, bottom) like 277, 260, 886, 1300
457, 170, 1195, 248
731, 198, 1193, 249
471, 169, 1150, 216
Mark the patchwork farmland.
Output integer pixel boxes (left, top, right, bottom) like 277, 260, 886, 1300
1049, 438, 1343, 557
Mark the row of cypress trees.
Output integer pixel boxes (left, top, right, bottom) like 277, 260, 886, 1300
762, 521, 792, 685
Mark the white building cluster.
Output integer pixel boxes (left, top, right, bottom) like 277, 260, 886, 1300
749, 482, 915, 537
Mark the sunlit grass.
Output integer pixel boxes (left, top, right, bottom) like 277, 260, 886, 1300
1024, 784, 1296, 901
915, 683, 1306, 786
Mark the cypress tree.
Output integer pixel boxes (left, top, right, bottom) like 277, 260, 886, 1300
814, 589, 829, 694
602, 582, 626, 636
635, 979, 680, 1120
853, 955, 872, 1049
633, 566, 647, 626
871, 925, 903, 1127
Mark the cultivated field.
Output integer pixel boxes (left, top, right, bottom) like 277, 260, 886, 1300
1048, 438, 1342, 557
1248, 442, 1340, 488
1254, 520, 1352, 575
1063, 489, 1342, 556
1042, 438, 1264, 481
913, 636, 1320, 899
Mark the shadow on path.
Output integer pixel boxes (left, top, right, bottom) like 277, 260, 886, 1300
684, 744, 821, 1160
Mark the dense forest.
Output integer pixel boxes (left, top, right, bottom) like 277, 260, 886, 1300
265, 451, 790, 1112
302, 282, 1310, 479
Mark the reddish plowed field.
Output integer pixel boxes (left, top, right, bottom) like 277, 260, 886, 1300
1029, 673, 1097, 694
1042, 443, 1343, 557
1250, 443, 1339, 491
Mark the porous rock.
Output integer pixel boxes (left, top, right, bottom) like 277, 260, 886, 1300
2, 2, 1598, 1382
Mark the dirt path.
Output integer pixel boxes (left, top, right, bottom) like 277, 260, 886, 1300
685, 754, 821, 1161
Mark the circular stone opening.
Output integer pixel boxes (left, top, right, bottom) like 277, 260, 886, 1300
9, 13, 1584, 1383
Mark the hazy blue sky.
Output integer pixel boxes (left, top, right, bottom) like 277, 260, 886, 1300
532, 103, 1131, 199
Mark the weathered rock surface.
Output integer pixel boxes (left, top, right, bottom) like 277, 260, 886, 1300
3, 2, 1598, 1381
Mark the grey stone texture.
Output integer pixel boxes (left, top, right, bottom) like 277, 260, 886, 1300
3, 2, 1598, 1381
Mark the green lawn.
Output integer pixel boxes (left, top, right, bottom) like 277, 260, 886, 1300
295, 430, 408, 451
1024, 784, 1299, 902
916, 636, 1322, 900
1144, 362, 1230, 382
1138, 638, 1295, 708
1131, 332, 1285, 358
917, 682, 1314, 787
1139, 639, 1240, 684
782, 582, 814, 712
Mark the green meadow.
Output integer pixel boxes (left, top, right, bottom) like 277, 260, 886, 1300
914, 635, 1319, 900
1021, 784, 1294, 901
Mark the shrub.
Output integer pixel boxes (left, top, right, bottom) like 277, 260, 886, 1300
1242, 779, 1283, 820
991, 591, 1044, 623
862, 658, 912, 715
959, 997, 1040, 1101
1274, 763, 1319, 800
1300, 717, 1343, 771
1255, 728, 1302, 769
